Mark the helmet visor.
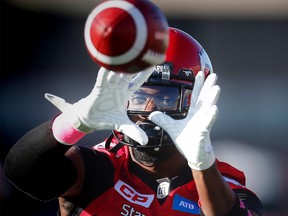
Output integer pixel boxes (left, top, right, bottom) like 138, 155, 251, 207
127, 85, 191, 113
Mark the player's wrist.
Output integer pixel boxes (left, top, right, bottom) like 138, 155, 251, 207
52, 114, 89, 145
187, 146, 216, 170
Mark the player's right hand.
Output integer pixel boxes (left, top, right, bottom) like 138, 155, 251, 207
149, 71, 220, 170
45, 67, 153, 145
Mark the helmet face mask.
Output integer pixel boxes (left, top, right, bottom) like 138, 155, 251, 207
112, 27, 213, 159
124, 65, 193, 151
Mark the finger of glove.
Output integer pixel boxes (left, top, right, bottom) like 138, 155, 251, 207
108, 71, 135, 87
95, 67, 111, 87
93, 69, 132, 96
190, 85, 220, 123
187, 84, 220, 122
197, 73, 218, 105
190, 71, 205, 108
128, 67, 154, 93
201, 85, 221, 109
119, 124, 148, 145
186, 71, 205, 119
148, 111, 179, 140
188, 73, 218, 118
201, 105, 219, 131
45, 93, 72, 112
149, 111, 187, 157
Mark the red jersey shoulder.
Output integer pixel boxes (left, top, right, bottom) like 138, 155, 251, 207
92, 141, 129, 168
92, 143, 248, 190
216, 159, 246, 188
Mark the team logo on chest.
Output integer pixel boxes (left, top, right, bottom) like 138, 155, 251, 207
115, 180, 154, 208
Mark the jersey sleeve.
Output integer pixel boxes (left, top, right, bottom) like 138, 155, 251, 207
4, 120, 78, 201
216, 160, 264, 215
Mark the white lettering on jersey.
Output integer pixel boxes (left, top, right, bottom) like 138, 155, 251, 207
179, 200, 196, 209
115, 180, 154, 208
121, 204, 146, 216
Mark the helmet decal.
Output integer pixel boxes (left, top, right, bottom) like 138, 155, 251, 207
178, 68, 194, 80
181, 69, 193, 77
153, 62, 171, 80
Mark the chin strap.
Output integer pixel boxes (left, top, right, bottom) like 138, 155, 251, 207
125, 121, 175, 149
104, 119, 176, 153
104, 131, 125, 153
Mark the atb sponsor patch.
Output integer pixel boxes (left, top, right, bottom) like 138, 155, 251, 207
172, 194, 200, 214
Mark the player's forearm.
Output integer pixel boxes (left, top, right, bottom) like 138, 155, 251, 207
4, 120, 77, 200
192, 162, 235, 216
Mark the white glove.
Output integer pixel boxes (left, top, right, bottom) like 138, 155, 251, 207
149, 71, 220, 170
45, 67, 153, 145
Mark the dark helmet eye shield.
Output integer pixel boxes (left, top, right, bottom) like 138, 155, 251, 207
108, 81, 192, 150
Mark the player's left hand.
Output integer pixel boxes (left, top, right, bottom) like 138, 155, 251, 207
45, 67, 153, 145
149, 71, 220, 170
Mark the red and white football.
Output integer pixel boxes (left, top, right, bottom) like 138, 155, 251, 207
84, 0, 169, 73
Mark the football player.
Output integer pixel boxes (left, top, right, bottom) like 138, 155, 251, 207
4, 27, 263, 216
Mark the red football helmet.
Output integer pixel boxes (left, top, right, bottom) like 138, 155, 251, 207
114, 27, 213, 150
164, 27, 213, 82
127, 27, 213, 119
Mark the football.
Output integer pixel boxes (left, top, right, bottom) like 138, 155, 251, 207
84, 0, 169, 73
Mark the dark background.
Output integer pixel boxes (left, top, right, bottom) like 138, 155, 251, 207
1, 0, 287, 215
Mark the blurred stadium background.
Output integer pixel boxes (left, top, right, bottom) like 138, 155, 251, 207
1, 0, 287, 215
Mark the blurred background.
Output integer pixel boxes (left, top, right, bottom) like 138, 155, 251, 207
1, 0, 287, 215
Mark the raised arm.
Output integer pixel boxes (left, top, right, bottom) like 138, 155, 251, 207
149, 71, 263, 215
4, 120, 78, 200
4, 67, 152, 200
